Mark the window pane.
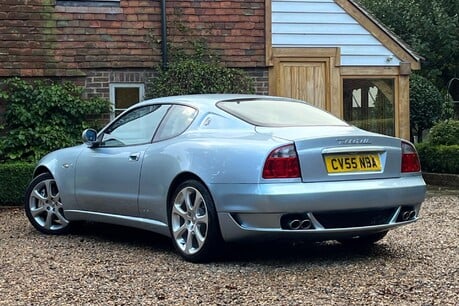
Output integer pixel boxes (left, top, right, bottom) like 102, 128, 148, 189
115, 87, 140, 110
155, 105, 197, 141
101, 105, 170, 146
56, 1, 120, 8
343, 79, 395, 136
217, 99, 347, 127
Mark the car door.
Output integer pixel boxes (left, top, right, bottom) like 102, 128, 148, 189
75, 104, 171, 216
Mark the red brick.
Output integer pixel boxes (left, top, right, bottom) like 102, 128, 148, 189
0, 0, 265, 77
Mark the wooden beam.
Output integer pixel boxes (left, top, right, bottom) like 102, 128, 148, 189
340, 66, 399, 76
265, 0, 273, 67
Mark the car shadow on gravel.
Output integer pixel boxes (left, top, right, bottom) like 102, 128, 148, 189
68, 221, 174, 252
218, 240, 400, 265
67, 221, 401, 265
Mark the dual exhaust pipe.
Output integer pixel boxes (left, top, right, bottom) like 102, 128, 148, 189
281, 214, 313, 230
401, 209, 416, 221
288, 218, 312, 230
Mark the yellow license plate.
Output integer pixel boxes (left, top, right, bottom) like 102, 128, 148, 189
324, 154, 381, 173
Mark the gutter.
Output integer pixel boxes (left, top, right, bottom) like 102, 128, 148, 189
160, 0, 168, 69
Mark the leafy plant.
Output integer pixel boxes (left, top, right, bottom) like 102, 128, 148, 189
427, 120, 459, 145
146, 59, 255, 98
409, 74, 453, 142
0, 78, 111, 162
416, 143, 459, 174
0, 162, 35, 205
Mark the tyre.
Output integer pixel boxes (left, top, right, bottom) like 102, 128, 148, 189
338, 231, 388, 246
168, 180, 221, 262
24, 173, 71, 235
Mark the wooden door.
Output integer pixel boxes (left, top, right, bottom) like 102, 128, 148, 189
276, 61, 328, 109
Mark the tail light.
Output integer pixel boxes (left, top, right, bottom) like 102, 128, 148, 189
401, 141, 421, 173
263, 144, 301, 179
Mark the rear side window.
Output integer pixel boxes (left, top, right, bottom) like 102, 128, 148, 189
217, 99, 347, 127
154, 105, 197, 141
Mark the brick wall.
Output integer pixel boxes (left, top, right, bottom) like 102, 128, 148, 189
82, 67, 267, 101
245, 68, 269, 95
85, 69, 154, 99
165, 0, 265, 68
0, 0, 266, 78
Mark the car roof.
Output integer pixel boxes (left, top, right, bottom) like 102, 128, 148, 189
136, 94, 300, 110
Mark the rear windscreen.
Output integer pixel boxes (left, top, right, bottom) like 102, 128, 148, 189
217, 99, 348, 127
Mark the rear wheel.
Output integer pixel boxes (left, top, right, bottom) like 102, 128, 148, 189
338, 231, 388, 246
24, 173, 71, 235
168, 180, 221, 262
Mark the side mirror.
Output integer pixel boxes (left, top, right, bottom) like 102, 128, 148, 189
82, 128, 98, 147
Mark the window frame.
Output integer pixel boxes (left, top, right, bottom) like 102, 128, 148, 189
56, 0, 120, 7
99, 104, 170, 147
342, 77, 398, 137
109, 83, 145, 120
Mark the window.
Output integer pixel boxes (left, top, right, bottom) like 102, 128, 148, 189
217, 99, 347, 127
56, 0, 120, 7
155, 105, 198, 141
101, 105, 170, 147
109, 84, 145, 120
343, 79, 395, 136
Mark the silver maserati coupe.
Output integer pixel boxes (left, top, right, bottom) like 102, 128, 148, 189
25, 94, 426, 262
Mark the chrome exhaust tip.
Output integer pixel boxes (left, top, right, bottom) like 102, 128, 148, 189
287, 219, 312, 230
402, 210, 416, 221
299, 219, 312, 229
281, 214, 314, 230
288, 219, 301, 230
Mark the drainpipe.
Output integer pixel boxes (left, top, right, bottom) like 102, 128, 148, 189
160, 0, 168, 69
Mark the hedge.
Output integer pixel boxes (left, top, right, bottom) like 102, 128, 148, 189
416, 143, 459, 174
0, 162, 35, 205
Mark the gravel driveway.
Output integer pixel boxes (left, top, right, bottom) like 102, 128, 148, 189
1, 191, 458, 305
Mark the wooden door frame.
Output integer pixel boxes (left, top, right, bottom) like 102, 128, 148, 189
340, 66, 409, 139
269, 47, 341, 115
268, 48, 410, 139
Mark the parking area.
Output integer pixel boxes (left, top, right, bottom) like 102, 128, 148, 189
0, 191, 457, 305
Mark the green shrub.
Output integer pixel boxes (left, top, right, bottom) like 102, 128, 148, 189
427, 119, 459, 145
146, 59, 255, 98
416, 143, 459, 174
0, 162, 35, 205
410, 74, 453, 142
0, 78, 111, 162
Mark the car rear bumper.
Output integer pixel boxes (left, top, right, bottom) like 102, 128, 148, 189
209, 175, 426, 242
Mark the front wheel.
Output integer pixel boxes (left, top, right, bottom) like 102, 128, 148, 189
168, 180, 222, 262
24, 173, 71, 235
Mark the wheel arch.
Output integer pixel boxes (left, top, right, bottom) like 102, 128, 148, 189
33, 166, 52, 178
167, 172, 210, 206
166, 171, 224, 262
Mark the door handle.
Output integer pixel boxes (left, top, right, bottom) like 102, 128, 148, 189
129, 153, 141, 161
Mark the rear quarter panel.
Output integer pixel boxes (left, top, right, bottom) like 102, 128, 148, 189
137, 130, 286, 222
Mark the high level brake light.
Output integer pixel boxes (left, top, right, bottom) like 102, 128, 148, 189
401, 141, 421, 173
263, 144, 301, 179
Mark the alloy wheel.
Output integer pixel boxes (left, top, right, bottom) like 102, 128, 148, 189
171, 186, 209, 255
25, 173, 70, 234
